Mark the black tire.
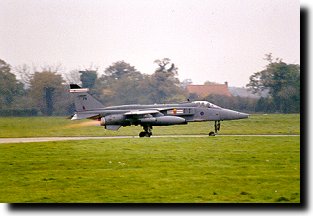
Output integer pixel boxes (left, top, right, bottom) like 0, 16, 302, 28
145, 132, 151, 137
139, 132, 146, 137
209, 132, 215, 136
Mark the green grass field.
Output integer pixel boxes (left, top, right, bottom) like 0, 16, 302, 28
0, 137, 300, 203
0, 114, 300, 203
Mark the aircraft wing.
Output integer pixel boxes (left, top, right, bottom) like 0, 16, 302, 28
124, 107, 195, 117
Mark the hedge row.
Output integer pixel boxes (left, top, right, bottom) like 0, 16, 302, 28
0, 109, 38, 116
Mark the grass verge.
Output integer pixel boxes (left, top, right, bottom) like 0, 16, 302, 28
0, 136, 300, 203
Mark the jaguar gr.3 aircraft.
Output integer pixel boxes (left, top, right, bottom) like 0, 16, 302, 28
69, 84, 249, 137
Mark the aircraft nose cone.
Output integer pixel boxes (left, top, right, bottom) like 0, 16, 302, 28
238, 112, 249, 119
219, 109, 249, 120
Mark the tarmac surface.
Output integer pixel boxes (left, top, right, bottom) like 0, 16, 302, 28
0, 134, 300, 144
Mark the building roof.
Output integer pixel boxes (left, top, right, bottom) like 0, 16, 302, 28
186, 83, 232, 98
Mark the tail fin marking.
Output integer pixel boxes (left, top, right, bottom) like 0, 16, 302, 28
69, 84, 104, 112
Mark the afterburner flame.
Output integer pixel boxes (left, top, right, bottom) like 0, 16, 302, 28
65, 120, 99, 128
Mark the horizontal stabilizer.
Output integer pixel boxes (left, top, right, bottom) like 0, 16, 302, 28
71, 113, 99, 120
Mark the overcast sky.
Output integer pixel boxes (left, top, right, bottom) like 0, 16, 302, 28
0, 0, 299, 87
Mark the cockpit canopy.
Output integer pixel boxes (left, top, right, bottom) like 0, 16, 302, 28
192, 101, 221, 109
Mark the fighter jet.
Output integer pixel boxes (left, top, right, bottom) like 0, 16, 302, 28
69, 84, 249, 137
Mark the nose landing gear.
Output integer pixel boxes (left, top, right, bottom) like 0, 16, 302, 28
209, 120, 220, 136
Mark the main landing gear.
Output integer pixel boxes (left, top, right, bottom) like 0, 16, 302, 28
139, 125, 153, 137
209, 120, 221, 136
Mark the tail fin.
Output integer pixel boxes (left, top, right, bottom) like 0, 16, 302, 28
69, 84, 104, 112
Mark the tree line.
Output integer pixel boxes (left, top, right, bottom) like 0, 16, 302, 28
0, 55, 300, 116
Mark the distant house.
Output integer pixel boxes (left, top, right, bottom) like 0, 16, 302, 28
186, 82, 232, 98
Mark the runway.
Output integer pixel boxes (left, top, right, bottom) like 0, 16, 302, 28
0, 134, 300, 144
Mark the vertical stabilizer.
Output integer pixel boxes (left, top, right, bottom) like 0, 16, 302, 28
69, 84, 104, 112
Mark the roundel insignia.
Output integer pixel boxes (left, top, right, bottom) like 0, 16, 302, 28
200, 111, 204, 116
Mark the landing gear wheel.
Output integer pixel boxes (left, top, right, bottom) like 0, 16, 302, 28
139, 132, 146, 137
209, 131, 216, 136
139, 125, 153, 137
139, 131, 152, 137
